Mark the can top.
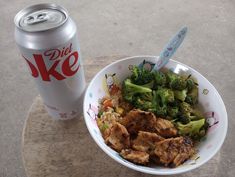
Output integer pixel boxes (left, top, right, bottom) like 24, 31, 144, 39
14, 3, 68, 32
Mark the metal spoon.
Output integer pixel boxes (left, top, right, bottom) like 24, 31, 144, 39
153, 26, 188, 71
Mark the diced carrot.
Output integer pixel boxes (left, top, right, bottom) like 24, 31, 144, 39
103, 99, 113, 108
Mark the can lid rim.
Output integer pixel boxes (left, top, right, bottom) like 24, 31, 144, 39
14, 3, 68, 32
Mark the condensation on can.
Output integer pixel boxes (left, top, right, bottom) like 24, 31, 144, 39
14, 3, 86, 120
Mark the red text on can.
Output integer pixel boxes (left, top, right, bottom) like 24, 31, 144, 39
23, 43, 80, 81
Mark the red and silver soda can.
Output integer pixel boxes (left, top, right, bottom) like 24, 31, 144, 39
14, 4, 86, 120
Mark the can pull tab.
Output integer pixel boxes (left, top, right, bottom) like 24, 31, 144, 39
25, 13, 48, 25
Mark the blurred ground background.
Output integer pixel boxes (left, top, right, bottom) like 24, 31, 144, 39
0, 0, 235, 177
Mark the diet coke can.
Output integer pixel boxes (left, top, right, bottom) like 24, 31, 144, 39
14, 3, 86, 120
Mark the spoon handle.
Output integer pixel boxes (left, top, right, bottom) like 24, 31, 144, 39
153, 26, 188, 70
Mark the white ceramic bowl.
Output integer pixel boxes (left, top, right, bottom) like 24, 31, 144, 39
83, 56, 227, 175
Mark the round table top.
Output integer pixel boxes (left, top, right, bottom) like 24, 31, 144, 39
22, 56, 221, 177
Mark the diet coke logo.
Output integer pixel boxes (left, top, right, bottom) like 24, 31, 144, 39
23, 43, 80, 81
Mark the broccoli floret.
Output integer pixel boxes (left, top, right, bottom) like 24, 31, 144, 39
141, 80, 154, 89
186, 78, 195, 91
122, 79, 152, 102
154, 71, 166, 86
167, 106, 179, 118
178, 114, 190, 124
133, 97, 154, 111
191, 109, 205, 121
168, 99, 181, 107
122, 80, 169, 117
180, 102, 193, 113
185, 86, 198, 105
156, 87, 174, 104
140, 91, 167, 117
179, 102, 197, 120
166, 71, 187, 90
176, 119, 206, 139
184, 112, 198, 121
147, 88, 174, 117
138, 92, 154, 101
130, 66, 154, 85
179, 102, 204, 121
174, 89, 187, 102
155, 105, 168, 117
133, 92, 155, 111
133, 91, 163, 114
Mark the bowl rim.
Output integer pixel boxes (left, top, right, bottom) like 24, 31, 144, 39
83, 55, 228, 175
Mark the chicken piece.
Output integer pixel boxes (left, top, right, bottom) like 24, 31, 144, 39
120, 109, 156, 134
155, 118, 178, 138
132, 131, 164, 155
105, 122, 130, 152
120, 149, 149, 164
154, 136, 195, 167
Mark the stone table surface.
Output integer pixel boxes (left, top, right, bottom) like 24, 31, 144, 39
23, 56, 223, 177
